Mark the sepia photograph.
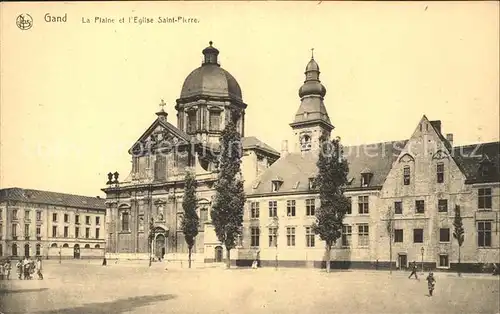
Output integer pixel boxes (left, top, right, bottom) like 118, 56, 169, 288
0, 1, 499, 313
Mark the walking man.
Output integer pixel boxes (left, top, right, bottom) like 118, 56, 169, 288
426, 271, 436, 296
35, 257, 43, 280
408, 261, 418, 279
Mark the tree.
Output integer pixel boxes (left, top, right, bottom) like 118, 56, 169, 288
312, 133, 350, 273
210, 110, 246, 269
386, 207, 395, 274
181, 171, 199, 269
453, 204, 465, 277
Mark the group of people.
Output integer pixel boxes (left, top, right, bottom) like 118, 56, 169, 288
408, 261, 436, 296
11, 257, 44, 280
0, 260, 12, 280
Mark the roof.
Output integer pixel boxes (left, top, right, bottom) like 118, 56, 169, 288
241, 136, 280, 157
0, 188, 106, 210
179, 65, 242, 101
247, 140, 407, 196
453, 141, 500, 184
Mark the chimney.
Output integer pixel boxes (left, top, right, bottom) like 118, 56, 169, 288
446, 133, 454, 147
430, 120, 442, 134
281, 140, 288, 157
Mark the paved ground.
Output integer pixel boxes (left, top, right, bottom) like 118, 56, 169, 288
1, 260, 499, 314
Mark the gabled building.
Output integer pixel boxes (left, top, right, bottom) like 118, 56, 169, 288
102, 42, 279, 262
237, 55, 499, 271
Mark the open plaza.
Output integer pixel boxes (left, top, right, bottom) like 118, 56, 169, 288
1, 260, 499, 314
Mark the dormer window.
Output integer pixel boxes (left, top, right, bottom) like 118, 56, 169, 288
308, 177, 316, 190
479, 159, 492, 177
271, 179, 283, 192
360, 168, 373, 187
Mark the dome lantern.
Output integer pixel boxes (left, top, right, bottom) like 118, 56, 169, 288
202, 41, 220, 66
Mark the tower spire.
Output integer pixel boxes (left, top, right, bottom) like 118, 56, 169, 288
311, 48, 314, 59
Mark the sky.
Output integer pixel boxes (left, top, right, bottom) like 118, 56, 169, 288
1, 1, 499, 197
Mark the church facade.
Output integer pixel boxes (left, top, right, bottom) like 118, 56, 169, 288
102, 42, 279, 262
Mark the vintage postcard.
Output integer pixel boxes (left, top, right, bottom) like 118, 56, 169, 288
0, 1, 499, 313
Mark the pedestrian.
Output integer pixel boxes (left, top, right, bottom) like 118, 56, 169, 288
35, 257, 43, 280
408, 261, 418, 279
16, 259, 22, 279
5, 260, 11, 280
0, 263, 4, 280
426, 271, 436, 296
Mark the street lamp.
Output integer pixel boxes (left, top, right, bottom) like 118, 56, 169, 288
148, 218, 154, 267
420, 247, 425, 274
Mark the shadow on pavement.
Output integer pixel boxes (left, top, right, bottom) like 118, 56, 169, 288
34, 294, 176, 314
0, 288, 49, 294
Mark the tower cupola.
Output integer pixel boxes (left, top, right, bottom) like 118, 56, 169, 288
202, 41, 220, 66
298, 49, 327, 98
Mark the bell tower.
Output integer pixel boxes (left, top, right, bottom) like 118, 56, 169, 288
289, 49, 334, 153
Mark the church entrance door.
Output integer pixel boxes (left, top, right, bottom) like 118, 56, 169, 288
215, 246, 223, 263
155, 234, 166, 260
74, 244, 80, 259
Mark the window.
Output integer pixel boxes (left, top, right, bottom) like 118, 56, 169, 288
439, 254, 449, 267
13, 209, 18, 220
251, 227, 260, 247
250, 202, 260, 219
75, 227, 79, 238
36, 244, 41, 256
12, 224, 17, 237
438, 199, 448, 212
52, 213, 57, 222
287, 200, 296, 217
85, 228, 90, 239
394, 229, 403, 243
52, 226, 57, 237
413, 229, 423, 243
25, 210, 30, 220
341, 225, 352, 247
96, 228, 100, 239
86, 216, 91, 225
286, 227, 296, 246
268, 201, 277, 217
75, 215, 80, 224
403, 166, 411, 185
394, 201, 402, 214
346, 197, 352, 214
308, 178, 315, 190
306, 199, 315, 216
12, 243, 18, 256
301, 135, 311, 152
0, 208, 2, 220
96, 217, 100, 225
268, 227, 278, 247
437, 163, 444, 183
0, 224, 3, 237
36, 226, 41, 237
64, 226, 69, 238
24, 224, 29, 237
358, 225, 369, 247
271, 181, 282, 192
477, 221, 492, 247
122, 212, 129, 231
415, 200, 425, 214
361, 173, 371, 187
304, 226, 315, 247
209, 111, 220, 131
36, 211, 42, 221
478, 188, 492, 210
439, 228, 450, 242
64, 214, 69, 223
187, 110, 197, 133
358, 196, 369, 214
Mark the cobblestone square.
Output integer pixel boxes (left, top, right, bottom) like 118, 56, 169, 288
1, 260, 499, 314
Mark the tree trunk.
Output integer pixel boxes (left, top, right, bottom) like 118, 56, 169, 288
325, 244, 331, 273
226, 248, 231, 269
188, 247, 192, 269
458, 245, 461, 277
389, 236, 393, 274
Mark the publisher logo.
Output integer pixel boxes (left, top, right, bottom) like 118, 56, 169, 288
16, 14, 33, 30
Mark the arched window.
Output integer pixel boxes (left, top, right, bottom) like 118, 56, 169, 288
12, 243, 18, 256
95, 244, 100, 249
300, 134, 312, 152
63, 243, 69, 248
403, 166, 411, 185
51, 243, 58, 248
36, 244, 41, 256
122, 212, 129, 231
84, 244, 90, 249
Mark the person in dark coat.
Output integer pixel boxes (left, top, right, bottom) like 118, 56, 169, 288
408, 261, 418, 279
426, 272, 436, 296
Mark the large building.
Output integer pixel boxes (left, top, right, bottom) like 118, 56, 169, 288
0, 188, 106, 260
102, 42, 279, 262
238, 56, 500, 271
103, 42, 499, 271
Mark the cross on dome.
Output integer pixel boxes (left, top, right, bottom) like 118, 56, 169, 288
159, 99, 166, 110
311, 48, 314, 59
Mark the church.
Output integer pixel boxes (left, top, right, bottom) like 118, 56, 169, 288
102, 42, 280, 263
103, 41, 499, 271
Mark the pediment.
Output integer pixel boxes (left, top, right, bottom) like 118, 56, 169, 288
398, 153, 415, 163
432, 150, 450, 160
129, 119, 192, 155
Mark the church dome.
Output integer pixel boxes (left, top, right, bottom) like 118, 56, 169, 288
179, 42, 243, 101
298, 55, 326, 98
